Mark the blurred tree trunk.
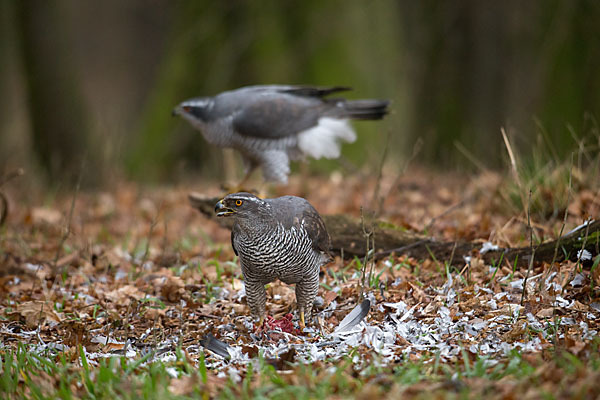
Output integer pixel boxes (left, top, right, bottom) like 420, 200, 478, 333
398, 0, 600, 168
0, 0, 13, 166
15, 0, 90, 183
127, 1, 231, 181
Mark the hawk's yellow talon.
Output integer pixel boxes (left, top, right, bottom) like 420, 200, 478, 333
300, 311, 306, 329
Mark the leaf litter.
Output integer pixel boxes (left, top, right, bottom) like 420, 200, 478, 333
0, 169, 599, 397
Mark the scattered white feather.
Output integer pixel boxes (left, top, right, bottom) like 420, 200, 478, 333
480, 241, 499, 254
297, 118, 356, 159
577, 249, 592, 261
570, 273, 585, 287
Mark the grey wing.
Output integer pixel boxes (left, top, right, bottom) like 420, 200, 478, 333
231, 230, 238, 256
232, 94, 323, 139
279, 85, 352, 98
267, 196, 331, 253
302, 208, 331, 254
236, 85, 351, 99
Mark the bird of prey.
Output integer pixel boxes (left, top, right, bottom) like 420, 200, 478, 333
174, 85, 389, 185
214, 192, 332, 328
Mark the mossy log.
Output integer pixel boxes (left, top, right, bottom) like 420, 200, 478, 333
189, 193, 599, 267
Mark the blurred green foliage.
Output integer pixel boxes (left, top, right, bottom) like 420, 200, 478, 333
0, 0, 598, 185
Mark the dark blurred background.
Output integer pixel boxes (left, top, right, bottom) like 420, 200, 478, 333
1, 0, 599, 186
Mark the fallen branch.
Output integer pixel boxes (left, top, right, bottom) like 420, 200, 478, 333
189, 193, 600, 267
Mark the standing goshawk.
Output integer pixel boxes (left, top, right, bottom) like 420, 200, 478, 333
215, 192, 331, 328
174, 85, 389, 184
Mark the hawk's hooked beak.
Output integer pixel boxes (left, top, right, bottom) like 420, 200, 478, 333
215, 199, 235, 217
171, 105, 182, 117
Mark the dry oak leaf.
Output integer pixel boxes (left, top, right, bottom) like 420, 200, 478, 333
231, 278, 244, 291
169, 373, 225, 398
161, 276, 185, 303
536, 308, 555, 318
28, 207, 62, 225
323, 290, 338, 308
489, 303, 524, 317
144, 307, 166, 320
503, 321, 527, 341
168, 375, 198, 396
408, 282, 426, 302
105, 285, 146, 305
16, 301, 61, 329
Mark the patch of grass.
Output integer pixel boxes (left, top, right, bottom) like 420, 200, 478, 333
3, 343, 600, 399
1, 345, 165, 399
501, 125, 599, 221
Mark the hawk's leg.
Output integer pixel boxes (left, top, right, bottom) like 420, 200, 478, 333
235, 168, 255, 192
221, 156, 257, 193
244, 279, 267, 326
221, 169, 257, 193
295, 275, 319, 329
260, 150, 290, 185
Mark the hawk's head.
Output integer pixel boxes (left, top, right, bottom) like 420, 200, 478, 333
215, 192, 267, 219
172, 97, 214, 123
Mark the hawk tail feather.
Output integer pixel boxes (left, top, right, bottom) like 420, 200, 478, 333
342, 99, 389, 120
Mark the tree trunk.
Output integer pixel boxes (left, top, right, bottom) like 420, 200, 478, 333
15, 1, 91, 183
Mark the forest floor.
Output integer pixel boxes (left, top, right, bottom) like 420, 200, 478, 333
1, 166, 599, 399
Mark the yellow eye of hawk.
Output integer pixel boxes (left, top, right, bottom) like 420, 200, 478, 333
235, 199, 243, 206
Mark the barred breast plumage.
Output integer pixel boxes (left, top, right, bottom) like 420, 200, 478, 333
215, 192, 332, 328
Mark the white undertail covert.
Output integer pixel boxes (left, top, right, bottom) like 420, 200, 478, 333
297, 117, 356, 159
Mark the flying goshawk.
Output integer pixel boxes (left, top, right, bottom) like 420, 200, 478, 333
174, 85, 389, 184
214, 192, 332, 328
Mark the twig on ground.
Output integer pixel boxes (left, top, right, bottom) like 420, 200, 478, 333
561, 219, 592, 297
53, 169, 82, 268
447, 240, 458, 276
36, 302, 46, 345
381, 138, 423, 209
371, 129, 392, 217
544, 153, 573, 288
359, 207, 373, 300
521, 190, 535, 305
122, 301, 135, 342
178, 301, 185, 348
138, 200, 164, 275
424, 197, 472, 234
502, 127, 527, 216
29, 167, 82, 298
373, 239, 429, 260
